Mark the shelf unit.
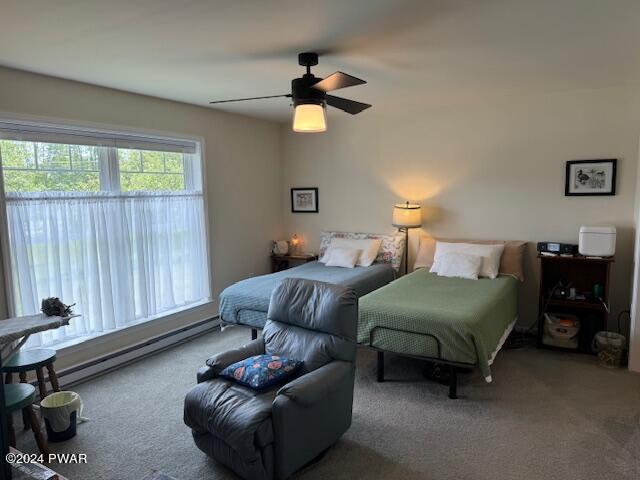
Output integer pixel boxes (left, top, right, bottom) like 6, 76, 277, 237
537, 254, 613, 353
544, 297, 606, 311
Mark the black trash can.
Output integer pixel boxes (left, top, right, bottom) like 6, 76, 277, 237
40, 391, 81, 442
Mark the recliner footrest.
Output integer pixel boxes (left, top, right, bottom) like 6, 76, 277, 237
184, 378, 276, 459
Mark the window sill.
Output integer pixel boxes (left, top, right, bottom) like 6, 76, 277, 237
51, 299, 218, 369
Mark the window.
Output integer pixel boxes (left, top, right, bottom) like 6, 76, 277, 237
0, 121, 211, 348
117, 149, 185, 191
1, 140, 101, 192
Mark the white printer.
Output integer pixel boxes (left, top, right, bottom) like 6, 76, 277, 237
579, 225, 616, 257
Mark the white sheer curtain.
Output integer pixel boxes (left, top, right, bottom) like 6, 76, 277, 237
6, 191, 210, 347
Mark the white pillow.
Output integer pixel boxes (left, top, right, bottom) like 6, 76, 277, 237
435, 252, 483, 280
324, 247, 362, 268
430, 242, 504, 279
321, 238, 382, 267
320, 245, 337, 263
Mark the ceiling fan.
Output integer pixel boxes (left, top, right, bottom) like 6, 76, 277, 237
209, 52, 371, 133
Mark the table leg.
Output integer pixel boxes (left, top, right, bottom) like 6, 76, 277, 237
0, 355, 12, 479
18, 373, 29, 430
5, 414, 14, 448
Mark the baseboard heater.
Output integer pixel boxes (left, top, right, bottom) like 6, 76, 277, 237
56, 317, 221, 387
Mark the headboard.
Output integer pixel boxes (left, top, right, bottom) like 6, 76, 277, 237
414, 235, 528, 281
319, 231, 405, 271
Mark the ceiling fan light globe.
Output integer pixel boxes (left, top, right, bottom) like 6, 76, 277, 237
293, 103, 327, 133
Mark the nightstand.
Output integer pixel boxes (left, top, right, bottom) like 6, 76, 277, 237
271, 254, 318, 273
537, 254, 613, 354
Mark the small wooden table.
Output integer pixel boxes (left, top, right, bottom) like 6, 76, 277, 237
0, 314, 78, 479
270, 254, 318, 273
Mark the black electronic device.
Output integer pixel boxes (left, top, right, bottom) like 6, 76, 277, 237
537, 242, 577, 256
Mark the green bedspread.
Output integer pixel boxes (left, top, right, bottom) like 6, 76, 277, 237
358, 269, 518, 381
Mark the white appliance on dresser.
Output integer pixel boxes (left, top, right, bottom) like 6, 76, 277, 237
579, 225, 616, 257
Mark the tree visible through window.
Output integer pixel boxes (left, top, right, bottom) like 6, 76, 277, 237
0, 140, 101, 192
118, 148, 185, 191
0, 140, 190, 193
0, 127, 209, 349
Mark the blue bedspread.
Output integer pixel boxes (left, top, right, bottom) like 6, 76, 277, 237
219, 261, 395, 329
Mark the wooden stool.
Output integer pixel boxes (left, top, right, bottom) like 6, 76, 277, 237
2, 348, 60, 400
3, 349, 60, 430
3, 383, 49, 456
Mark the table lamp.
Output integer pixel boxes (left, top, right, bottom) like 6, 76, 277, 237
290, 233, 301, 255
392, 201, 422, 274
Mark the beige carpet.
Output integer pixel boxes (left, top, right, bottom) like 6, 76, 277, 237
15, 327, 640, 480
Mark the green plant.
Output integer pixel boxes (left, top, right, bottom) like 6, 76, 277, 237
40, 297, 75, 317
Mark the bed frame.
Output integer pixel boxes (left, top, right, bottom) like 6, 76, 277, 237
232, 319, 476, 399
369, 325, 477, 399
219, 310, 263, 341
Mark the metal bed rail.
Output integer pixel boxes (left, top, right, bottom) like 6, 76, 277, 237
368, 325, 477, 399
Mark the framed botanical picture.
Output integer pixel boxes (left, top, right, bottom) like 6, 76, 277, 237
565, 159, 617, 196
291, 187, 318, 213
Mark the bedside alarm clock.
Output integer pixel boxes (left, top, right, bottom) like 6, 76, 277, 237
537, 242, 577, 256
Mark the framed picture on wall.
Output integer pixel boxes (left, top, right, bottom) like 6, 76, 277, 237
565, 159, 617, 196
291, 188, 319, 213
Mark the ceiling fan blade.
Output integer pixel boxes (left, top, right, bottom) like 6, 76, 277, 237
209, 94, 291, 104
311, 72, 366, 92
326, 95, 371, 115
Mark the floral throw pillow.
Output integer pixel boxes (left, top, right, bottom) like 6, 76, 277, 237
220, 355, 303, 390
319, 231, 405, 271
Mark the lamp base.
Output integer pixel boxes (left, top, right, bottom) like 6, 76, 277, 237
398, 227, 409, 276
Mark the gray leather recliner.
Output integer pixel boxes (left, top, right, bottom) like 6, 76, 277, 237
184, 278, 358, 480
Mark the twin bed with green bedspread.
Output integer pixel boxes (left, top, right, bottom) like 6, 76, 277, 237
358, 268, 519, 384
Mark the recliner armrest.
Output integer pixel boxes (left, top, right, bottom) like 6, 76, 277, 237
197, 366, 217, 383
276, 360, 353, 406
197, 338, 265, 383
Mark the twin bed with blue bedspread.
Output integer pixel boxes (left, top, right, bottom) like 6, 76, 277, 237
220, 260, 395, 330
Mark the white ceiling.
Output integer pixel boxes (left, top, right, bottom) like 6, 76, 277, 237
1, 0, 639, 122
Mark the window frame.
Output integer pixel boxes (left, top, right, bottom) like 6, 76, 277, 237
0, 116, 212, 319
0, 141, 200, 196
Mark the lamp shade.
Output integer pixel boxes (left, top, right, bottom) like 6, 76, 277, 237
293, 103, 327, 133
392, 202, 422, 228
